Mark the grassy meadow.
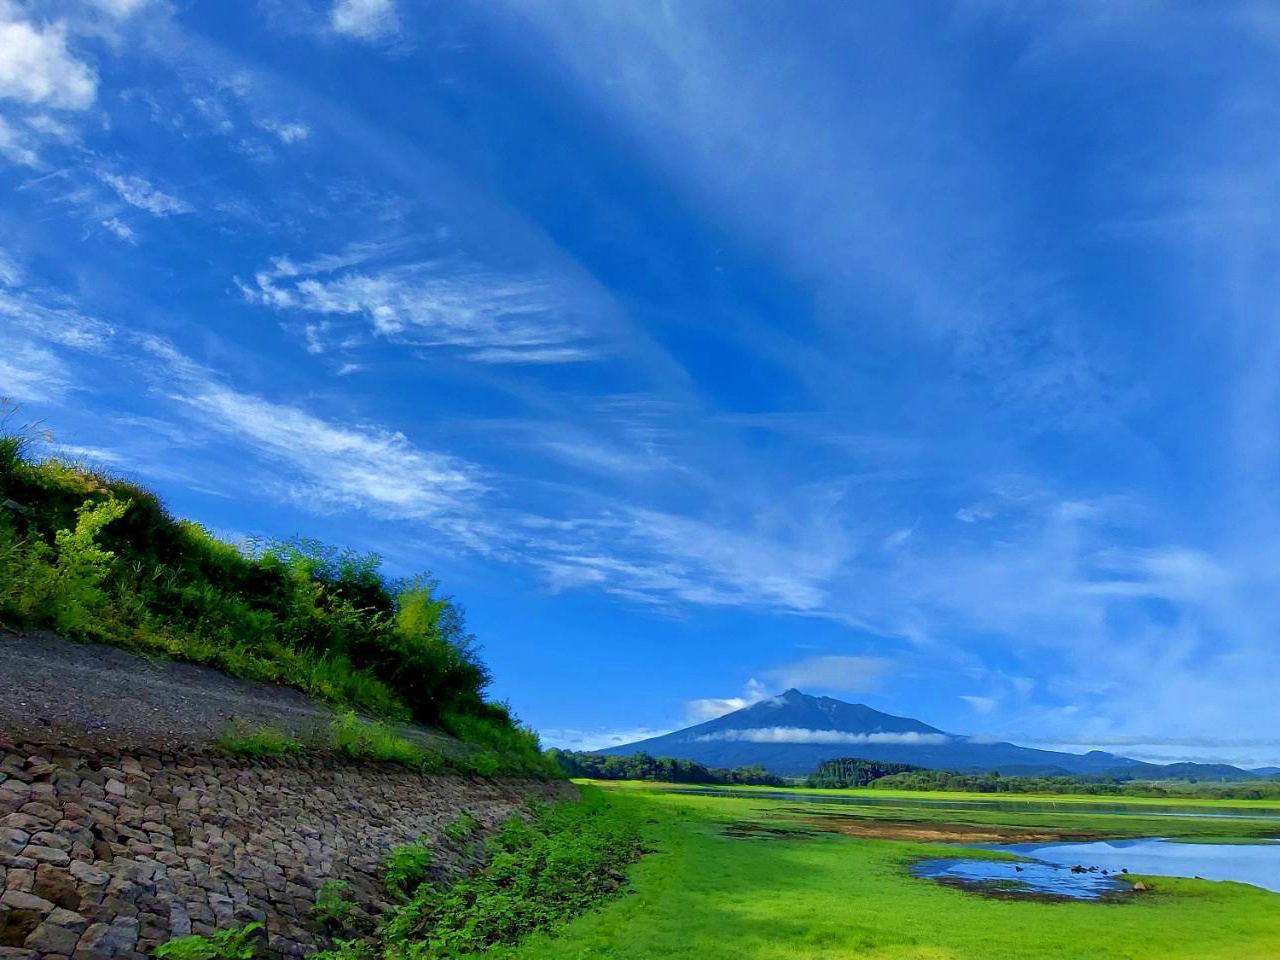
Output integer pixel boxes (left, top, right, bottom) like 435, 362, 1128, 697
497, 782, 1280, 960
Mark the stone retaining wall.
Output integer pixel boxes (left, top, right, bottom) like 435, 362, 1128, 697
0, 738, 575, 960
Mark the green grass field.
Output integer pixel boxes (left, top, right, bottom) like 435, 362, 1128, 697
497, 782, 1280, 960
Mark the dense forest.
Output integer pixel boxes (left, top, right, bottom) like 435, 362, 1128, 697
0, 421, 554, 775
549, 750, 785, 786
805, 757, 921, 787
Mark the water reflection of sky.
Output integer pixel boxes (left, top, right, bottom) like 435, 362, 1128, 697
914, 857, 1127, 900
916, 838, 1280, 899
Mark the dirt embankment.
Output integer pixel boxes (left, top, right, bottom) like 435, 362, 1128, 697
2, 631, 343, 753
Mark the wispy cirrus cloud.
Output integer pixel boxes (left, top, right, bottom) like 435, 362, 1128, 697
539, 726, 674, 751
0, 342, 72, 403
141, 337, 487, 523
0, 114, 39, 166
238, 245, 598, 364
0, 263, 114, 406
330, 0, 398, 41
97, 170, 193, 216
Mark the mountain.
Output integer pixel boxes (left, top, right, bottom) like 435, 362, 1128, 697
599, 689, 1259, 780
1251, 766, 1280, 777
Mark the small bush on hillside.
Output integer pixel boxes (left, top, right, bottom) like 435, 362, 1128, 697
217, 725, 306, 757
155, 922, 264, 960
312, 940, 375, 960
383, 838, 435, 900
313, 880, 358, 934
441, 813, 481, 843
330, 712, 446, 771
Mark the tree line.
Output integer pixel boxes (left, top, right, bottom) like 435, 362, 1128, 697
805, 756, 922, 788
548, 750, 784, 786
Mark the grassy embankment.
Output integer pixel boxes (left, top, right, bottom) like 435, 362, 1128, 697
497, 782, 1280, 960
0, 419, 555, 777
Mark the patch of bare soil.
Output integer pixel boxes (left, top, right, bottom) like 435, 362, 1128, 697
722, 821, 823, 840
0, 630, 461, 755
789, 814, 1105, 844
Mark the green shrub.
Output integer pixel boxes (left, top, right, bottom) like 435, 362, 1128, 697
313, 879, 357, 934
441, 813, 481, 843
156, 922, 264, 960
217, 725, 306, 757
381, 788, 642, 957
330, 712, 445, 771
383, 838, 434, 900
312, 939, 375, 960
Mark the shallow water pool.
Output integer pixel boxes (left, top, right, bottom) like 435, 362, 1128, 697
915, 837, 1280, 899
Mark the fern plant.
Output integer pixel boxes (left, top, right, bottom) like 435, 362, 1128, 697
155, 922, 264, 960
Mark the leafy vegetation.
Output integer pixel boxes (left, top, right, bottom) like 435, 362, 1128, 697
314, 880, 359, 935
442, 812, 481, 843
0, 416, 550, 773
383, 838, 435, 901
330, 711, 448, 771
376, 788, 642, 958
805, 756, 921, 788
549, 750, 784, 786
155, 922, 264, 960
494, 784, 1280, 960
217, 725, 306, 757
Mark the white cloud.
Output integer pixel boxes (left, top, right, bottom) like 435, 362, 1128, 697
24, 113, 76, 142
90, 0, 152, 17
766, 655, 892, 693
143, 338, 487, 522
540, 727, 673, 751
257, 117, 310, 144
692, 728, 951, 746
101, 217, 137, 243
0, 3, 97, 110
685, 678, 769, 722
97, 171, 193, 216
0, 272, 113, 405
0, 286, 114, 349
240, 247, 596, 364
330, 0, 397, 40
0, 342, 71, 403
568, 506, 851, 613
0, 115, 38, 166
960, 695, 997, 713
51, 443, 129, 465
0, 249, 19, 286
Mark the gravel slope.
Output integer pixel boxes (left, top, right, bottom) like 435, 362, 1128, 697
0, 630, 457, 754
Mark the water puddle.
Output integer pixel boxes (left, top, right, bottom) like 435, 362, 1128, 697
915, 837, 1280, 900
914, 856, 1129, 900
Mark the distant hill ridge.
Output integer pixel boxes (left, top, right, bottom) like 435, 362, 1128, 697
600, 689, 1261, 780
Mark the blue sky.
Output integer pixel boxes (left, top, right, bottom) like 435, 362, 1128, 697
3, 0, 1280, 766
